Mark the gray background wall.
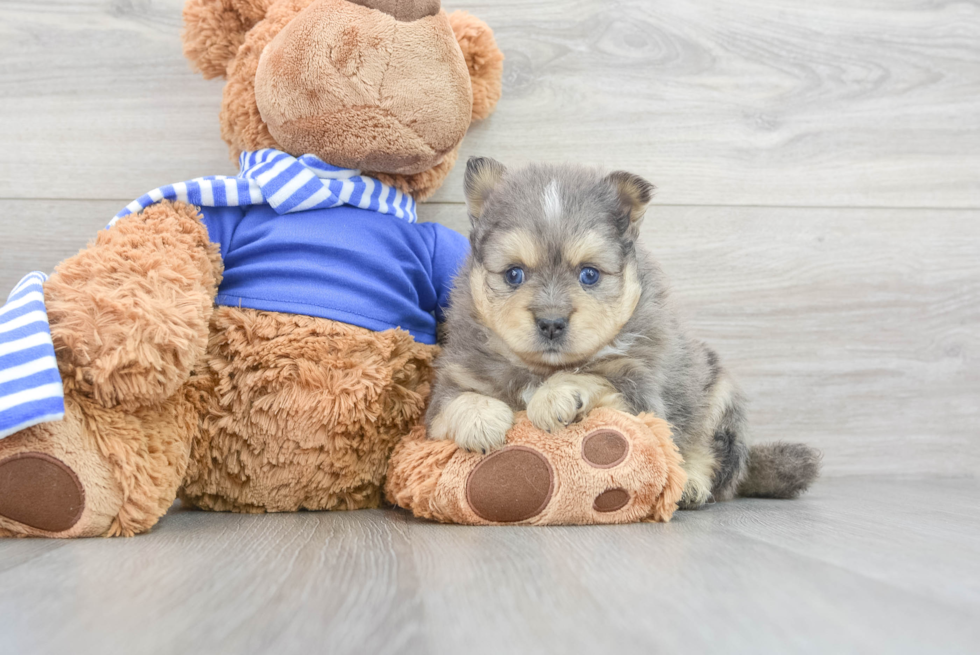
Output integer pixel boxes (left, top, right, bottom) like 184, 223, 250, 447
2, 0, 978, 477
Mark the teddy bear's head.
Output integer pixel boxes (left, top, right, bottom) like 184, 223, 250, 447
182, 0, 503, 199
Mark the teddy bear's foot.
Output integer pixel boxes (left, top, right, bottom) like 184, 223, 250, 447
0, 453, 85, 533
464, 429, 644, 523
0, 380, 202, 538
0, 435, 120, 538
387, 408, 688, 525
0, 397, 141, 538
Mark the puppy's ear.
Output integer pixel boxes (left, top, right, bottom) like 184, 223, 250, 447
605, 171, 655, 234
464, 157, 507, 224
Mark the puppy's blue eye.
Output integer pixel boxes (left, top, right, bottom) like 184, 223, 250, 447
505, 267, 525, 286
579, 267, 600, 286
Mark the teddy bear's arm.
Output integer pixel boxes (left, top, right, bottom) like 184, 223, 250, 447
45, 201, 221, 410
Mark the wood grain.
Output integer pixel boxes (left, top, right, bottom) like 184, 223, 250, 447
0, 477, 977, 654
403, 480, 980, 654
0, 0, 978, 206
0, 199, 118, 290
3, 199, 978, 477
0, 510, 427, 654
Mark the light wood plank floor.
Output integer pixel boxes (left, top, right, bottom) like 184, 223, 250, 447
0, 477, 977, 655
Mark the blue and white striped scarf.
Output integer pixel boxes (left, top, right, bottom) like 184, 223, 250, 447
0, 273, 65, 439
110, 148, 417, 227
1, 149, 416, 439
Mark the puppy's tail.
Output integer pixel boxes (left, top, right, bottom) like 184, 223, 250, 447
738, 442, 821, 499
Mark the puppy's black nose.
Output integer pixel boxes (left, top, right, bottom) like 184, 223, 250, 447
536, 317, 567, 340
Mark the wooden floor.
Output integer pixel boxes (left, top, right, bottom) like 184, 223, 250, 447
0, 476, 977, 654
1, 0, 979, 652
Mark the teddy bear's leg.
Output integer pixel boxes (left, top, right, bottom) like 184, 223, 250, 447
0, 396, 118, 538
179, 308, 438, 513
0, 380, 202, 537
0, 200, 220, 537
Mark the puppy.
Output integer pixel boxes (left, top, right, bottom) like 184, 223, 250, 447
427, 158, 820, 508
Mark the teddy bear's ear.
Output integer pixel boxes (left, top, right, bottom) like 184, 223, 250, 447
448, 11, 504, 122
182, 0, 274, 79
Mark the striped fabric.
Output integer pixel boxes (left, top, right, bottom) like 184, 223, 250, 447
109, 148, 417, 228
0, 273, 65, 439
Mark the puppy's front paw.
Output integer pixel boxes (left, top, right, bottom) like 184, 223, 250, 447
678, 477, 713, 510
677, 444, 716, 510
526, 374, 588, 433
430, 393, 514, 453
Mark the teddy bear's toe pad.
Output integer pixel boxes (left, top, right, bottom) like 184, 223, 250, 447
582, 429, 629, 468
593, 487, 631, 512
466, 446, 554, 523
0, 453, 85, 532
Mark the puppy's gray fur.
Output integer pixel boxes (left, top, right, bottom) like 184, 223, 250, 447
427, 158, 820, 507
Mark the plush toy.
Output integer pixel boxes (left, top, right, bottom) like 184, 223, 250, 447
386, 408, 687, 525
0, 0, 503, 537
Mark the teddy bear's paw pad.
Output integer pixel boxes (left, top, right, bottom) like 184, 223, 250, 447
581, 429, 629, 468
593, 487, 631, 513
465, 446, 554, 523
0, 453, 85, 532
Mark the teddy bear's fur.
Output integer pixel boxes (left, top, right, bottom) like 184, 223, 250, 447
0, 0, 503, 538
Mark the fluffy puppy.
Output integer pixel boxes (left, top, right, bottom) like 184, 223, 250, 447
427, 158, 820, 507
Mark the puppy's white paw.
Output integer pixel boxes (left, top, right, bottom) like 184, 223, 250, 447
678, 476, 713, 509
430, 392, 514, 453
678, 448, 716, 509
526, 373, 593, 433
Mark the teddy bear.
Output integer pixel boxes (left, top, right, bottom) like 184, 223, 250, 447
0, 0, 504, 538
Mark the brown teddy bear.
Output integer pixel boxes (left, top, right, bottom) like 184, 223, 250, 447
0, 0, 503, 538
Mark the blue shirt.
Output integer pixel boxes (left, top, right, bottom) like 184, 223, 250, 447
199, 204, 469, 345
